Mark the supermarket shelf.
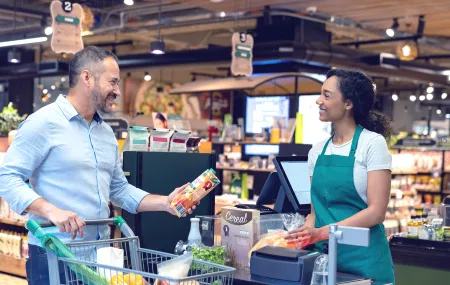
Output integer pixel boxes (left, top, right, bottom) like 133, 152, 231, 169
0, 218, 25, 227
216, 165, 274, 173
212, 141, 281, 146
0, 254, 26, 278
391, 170, 434, 175
392, 170, 418, 175
415, 189, 441, 195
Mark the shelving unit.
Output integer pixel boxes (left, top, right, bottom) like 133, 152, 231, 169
0, 254, 26, 278
0, 218, 25, 227
216, 165, 274, 173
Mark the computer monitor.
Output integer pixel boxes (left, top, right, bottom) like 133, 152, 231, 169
257, 156, 311, 215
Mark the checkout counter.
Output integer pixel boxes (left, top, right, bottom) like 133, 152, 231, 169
229, 156, 374, 285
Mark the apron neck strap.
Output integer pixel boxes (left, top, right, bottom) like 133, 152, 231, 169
349, 125, 364, 156
321, 125, 364, 156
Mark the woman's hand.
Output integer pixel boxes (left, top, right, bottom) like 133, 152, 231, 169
284, 226, 325, 248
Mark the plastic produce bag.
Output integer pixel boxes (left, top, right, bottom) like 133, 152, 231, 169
155, 252, 194, 285
248, 213, 305, 260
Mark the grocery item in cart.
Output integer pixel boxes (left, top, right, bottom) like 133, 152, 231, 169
97, 247, 124, 281
169, 169, 220, 217
110, 273, 146, 285
155, 252, 194, 285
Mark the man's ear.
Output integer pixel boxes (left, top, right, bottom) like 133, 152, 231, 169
80, 70, 91, 88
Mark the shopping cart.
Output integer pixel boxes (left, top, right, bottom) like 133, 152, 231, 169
26, 217, 236, 285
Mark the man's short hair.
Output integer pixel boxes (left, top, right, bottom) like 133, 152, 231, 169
68, 46, 119, 88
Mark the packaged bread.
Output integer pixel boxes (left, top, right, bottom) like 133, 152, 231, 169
248, 230, 297, 260
169, 169, 220, 217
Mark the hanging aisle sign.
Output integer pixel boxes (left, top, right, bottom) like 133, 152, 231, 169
50, 0, 84, 54
231, 32, 254, 77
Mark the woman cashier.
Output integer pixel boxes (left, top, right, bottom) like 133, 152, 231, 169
285, 69, 395, 284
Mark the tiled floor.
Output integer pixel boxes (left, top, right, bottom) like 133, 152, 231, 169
0, 273, 27, 285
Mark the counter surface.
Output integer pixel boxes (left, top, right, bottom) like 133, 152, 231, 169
233, 270, 389, 285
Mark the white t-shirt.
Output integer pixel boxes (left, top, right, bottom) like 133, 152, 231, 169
308, 129, 391, 204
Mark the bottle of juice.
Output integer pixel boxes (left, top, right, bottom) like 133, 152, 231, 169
407, 216, 419, 239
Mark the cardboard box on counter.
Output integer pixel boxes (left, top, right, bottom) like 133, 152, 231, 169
220, 206, 260, 270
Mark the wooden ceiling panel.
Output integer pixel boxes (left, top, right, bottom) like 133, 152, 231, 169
178, 0, 450, 37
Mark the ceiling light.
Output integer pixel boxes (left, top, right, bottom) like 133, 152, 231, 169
392, 94, 398, 101
427, 86, 434, 93
51, 85, 56, 90
220, 11, 226, 18
124, 0, 134, 5
150, 40, 165, 55
0, 36, 47, 48
397, 41, 419, 61
386, 28, 395, 37
426, 93, 433, 100
419, 95, 426, 101
61, 77, 66, 82
43, 89, 48, 94
7, 48, 21, 63
442, 93, 448, 99
386, 18, 399, 37
410, 95, 416, 102
446, 114, 450, 119
144, 72, 151, 81
44, 26, 53, 35
437, 109, 442, 115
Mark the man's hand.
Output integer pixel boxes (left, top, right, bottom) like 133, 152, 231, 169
26, 198, 85, 240
46, 207, 85, 240
166, 183, 198, 217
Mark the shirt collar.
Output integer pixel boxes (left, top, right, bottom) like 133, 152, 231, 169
56, 95, 103, 123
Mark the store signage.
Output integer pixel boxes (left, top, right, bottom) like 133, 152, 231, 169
62, 1, 72, 12
50, 0, 84, 54
231, 32, 254, 77
395, 138, 437, 147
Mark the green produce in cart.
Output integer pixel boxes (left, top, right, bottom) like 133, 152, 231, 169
26, 220, 109, 285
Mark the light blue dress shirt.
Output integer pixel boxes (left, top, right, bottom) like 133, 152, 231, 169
0, 95, 148, 246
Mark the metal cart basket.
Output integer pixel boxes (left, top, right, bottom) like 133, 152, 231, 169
26, 217, 235, 285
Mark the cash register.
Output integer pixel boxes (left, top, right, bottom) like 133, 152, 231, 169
249, 157, 371, 285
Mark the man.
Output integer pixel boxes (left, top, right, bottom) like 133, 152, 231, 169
0, 46, 195, 284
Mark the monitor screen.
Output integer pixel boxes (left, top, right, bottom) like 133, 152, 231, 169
245, 96, 290, 134
279, 160, 311, 205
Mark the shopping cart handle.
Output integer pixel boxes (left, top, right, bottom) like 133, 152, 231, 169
38, 218, 117, 228
27, 216, 135, 238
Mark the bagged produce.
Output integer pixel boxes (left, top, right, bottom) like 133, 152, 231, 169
155, 252, 194, 285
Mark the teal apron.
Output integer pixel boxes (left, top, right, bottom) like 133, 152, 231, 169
311, 125, 395, 284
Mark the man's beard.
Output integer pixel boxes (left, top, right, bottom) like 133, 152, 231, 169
92, 86, 112, 114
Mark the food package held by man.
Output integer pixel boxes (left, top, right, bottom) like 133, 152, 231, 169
169, 169, 220, 217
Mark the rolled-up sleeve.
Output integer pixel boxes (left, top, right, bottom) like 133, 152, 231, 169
0, 116, 51, 215
109, 151, 148, 214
